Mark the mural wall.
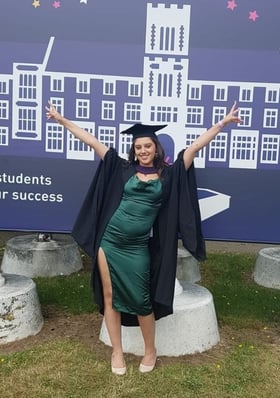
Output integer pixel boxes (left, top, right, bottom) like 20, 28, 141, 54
0, 1, 279, 242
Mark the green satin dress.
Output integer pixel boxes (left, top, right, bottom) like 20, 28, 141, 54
100, 174, 162, 316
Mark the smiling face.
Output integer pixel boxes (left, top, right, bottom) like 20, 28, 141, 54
134, 137, 157, 167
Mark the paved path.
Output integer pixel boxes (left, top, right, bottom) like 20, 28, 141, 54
205, 240, 277, 254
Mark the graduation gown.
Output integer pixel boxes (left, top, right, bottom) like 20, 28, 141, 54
72, 148, 206, 326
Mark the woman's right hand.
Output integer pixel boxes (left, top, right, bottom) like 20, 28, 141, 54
45, 101, 63, 123
44, 101, 109, 159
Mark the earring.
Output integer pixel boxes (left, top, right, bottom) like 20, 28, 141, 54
134, 155, 137, 162
155, 152, 158, 158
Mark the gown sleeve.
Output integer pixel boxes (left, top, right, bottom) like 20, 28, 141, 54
149, 150, 206, 321
71, 148, 124, 257
177, 155, 206, 261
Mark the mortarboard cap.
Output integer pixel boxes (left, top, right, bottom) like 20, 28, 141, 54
120, 123, 167, 139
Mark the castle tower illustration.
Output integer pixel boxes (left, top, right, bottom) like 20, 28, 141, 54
142, 3, 191, 155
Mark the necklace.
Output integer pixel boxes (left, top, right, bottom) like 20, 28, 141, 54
135, 164, 157, 175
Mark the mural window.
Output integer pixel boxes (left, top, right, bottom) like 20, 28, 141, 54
0, 81, 8, 94
120, 133, 132, 157
124, 103, 141, 122
186, 132, 199, 148
102, 101, 115, 120
231, 134, 257, 168
19, 73, 37, 100
159, 26, 175, 51
18, 107, 36, 133
239, 88, 253, 102
98, 126, 116, 148
188, 86, 201, 101
232, 135, 257, 160
260, 135, 280, 164
150, 106, 177, 123
77, 79, 90, 94
186, 131, 205, 160
265, 88, 279, 104
76, 99, 90, 119
51, 77, 64, 92
46, 124, 64, 153
157, 73, 173, 97
68, 125, 94, 154
103, 81, 116, 96
128, 83, 141, 97
214, 87, 227, 101
49, 97, 64, 115
212, 107, 227, 125
263, 108, 278, 128
238, 108, 252, 127
0, 101, 9, 119
0, 127, 8, 146
229, 130, 259, 168
209, 134, 228, 162
186, 106, 203, 125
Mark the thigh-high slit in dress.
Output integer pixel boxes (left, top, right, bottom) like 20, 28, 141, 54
100, 174, 162, 316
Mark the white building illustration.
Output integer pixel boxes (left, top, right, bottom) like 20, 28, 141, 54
0, 2, 279, 172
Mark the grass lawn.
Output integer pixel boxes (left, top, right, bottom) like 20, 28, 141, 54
0, 252, 280, 397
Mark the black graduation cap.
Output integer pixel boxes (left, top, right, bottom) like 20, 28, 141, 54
120, 123, 167, 139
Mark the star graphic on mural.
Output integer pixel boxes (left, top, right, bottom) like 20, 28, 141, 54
80, 0, 88, 4
52, 1, 61, 8
32, 0, 40, 8
227, 0, 237, 11
249, 10, 259, 22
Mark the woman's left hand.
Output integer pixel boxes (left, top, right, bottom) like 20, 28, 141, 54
223, 101, 243, 126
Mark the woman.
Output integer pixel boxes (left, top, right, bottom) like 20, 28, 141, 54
46, 101, 241, 375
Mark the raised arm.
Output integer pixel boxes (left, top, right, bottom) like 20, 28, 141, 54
45, 102, 109, 160
183, 101, 242, 169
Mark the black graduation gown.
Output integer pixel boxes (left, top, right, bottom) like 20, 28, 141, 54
72, 148, 206, 326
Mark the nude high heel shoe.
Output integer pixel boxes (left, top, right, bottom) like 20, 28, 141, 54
111, 354, 126, 376
139, 352, 157, 373
111, 365, 126, 375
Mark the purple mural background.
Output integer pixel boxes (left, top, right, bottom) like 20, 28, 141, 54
0, 1, 279, 243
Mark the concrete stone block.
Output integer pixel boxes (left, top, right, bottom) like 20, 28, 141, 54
1, 234, 83, 278
0, 273, 43, 344
253, 247, 280, 289
176, 247, 201, 286
99, 283, 220, 356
